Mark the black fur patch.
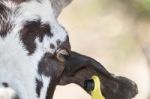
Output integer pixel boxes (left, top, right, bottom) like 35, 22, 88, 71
35, 78, 43, 97
2, 82, 9, 87
38, 52, 64, 77
11, 0, 30, 4
0, 2, 12, 37
50, 43, 55, 49
20, 20, 53, 55
56, 39, 61, 46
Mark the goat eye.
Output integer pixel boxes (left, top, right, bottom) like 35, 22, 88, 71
56, 49, 69, 62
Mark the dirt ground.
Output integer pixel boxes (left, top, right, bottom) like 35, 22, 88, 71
54, 0, 150, 99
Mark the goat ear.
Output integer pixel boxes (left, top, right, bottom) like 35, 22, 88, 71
59, 51, 138, 99
51, 0, 72, 17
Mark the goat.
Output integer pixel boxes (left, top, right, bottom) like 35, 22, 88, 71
0, 0, 138, 99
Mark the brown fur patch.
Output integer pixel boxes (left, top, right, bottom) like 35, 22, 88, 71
50, 43, 55, 49
35, 78, 43, 97
38, 52, 64, 77
56, 39, 61, 46
20, 20, 53, 55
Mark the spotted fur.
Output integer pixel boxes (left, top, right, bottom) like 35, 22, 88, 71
0, 0, 68, 99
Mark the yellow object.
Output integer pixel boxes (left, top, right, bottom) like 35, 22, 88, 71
91, 76, 105, 99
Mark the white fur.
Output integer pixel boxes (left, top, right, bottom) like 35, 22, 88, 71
0, 87, 16, 99
2, 0, 17, 9
0, 0, 68, 99
0, 33, 37, 99
40, 76, 51, 99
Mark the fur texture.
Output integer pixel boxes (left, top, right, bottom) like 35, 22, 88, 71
0, 0, 68, 99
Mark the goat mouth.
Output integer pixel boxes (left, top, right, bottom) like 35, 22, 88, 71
59, 51, 138, 99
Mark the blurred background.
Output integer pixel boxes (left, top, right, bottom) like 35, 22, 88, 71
54, 0, 150, 99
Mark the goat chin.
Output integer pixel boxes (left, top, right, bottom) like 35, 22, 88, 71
0, 87, 18, 99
